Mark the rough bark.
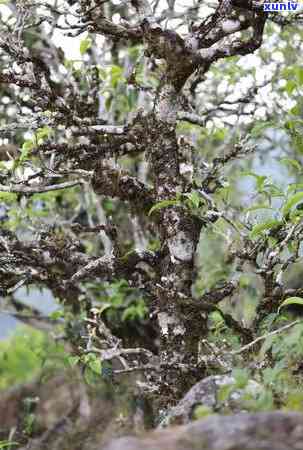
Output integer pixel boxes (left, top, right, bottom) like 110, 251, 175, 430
146, 109, 204, 406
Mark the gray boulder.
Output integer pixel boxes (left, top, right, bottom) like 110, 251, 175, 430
103, 411, 303, 450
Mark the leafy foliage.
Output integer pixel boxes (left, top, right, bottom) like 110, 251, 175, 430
0, 328, 66, 390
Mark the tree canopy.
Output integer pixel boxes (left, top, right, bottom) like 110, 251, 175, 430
1, 0, 303, 434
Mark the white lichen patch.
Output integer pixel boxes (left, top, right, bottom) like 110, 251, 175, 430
179, 162, 193, 176
199, 46, 217, 60
173, 324, 186, 336
158, 312, 171, 336
185, 36, 199, 52
221, 19, 240, 34
168, 231, 194, 263
158, 312, 185, 336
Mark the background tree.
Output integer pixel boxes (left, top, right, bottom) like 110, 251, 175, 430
1, 0, 303, 425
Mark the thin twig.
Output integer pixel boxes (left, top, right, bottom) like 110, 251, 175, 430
231, 319, 301, 355
7, 277, 28, 293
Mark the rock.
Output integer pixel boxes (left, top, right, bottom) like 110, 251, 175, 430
0, 379, 36, 431
0, 372, 88, 432
0, 370, 144, 450
159, 374, 262, 426
103, 411, 303, 450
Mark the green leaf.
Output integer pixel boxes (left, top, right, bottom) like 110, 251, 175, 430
36, 126, 53, 142
250, 121, 275, 138
49, 310, 64, 320
295, 66, 303, 85
193, 405, 213, 420
88, 357, 102, 374
22, 140, 34, 152
263, 184, 284, 198
111, 65, 123, 77
98, 303, 113, 314
64, 59, 74, 70
256, 177, 267, 191
278, 297, 303, 314
285, 390, 303, 411
97, 66, 107, 79
288, 183, 303, 193
105, 96, 113, 111
122, 299, 147, 321
0, 192, 18, 202
253, 390, 274, 412
212, 127, 227, 141
183, 190, 201, 209
249, 219, 282, 239
217, 383, 235, 403
241, 172, 267, 192
285, 80, 296, 95
127, 89, 138, 110
280, 158, 302, 172
245, 204, 275, 213
285, 119, 296, 131
233, 368, 249, 389
84, 353, 102, 374
19, 139, 34, 163
282, 192, 303, 217
209, 310, 225, 328
0, 442, 19, 449
148, 199, 180, 216
290, 105, 301, 116
68, 355, 80, 367
110, 65, 125, 88
80, 37, 92, 55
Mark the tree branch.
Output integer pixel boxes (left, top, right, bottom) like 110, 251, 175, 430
0, 180, 83, 194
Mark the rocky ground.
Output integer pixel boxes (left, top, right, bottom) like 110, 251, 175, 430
1, 370, 303, 450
